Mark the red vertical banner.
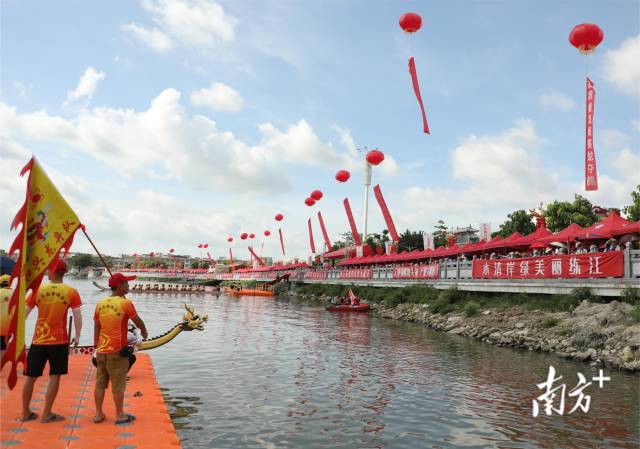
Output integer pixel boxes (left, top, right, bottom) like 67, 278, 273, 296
308, 218, 316, 253
373, 184, 400, 242
248, 246, 265, 266
343, 198, 362, 245
585, 78, 598, 191
408, 57, 430, 134
229, 247, 234, 268
278, 227, 286, 256
317, 211, 332, 251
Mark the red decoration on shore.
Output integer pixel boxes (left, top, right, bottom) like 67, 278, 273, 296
399, 12, 422, 33
373, 184, 399, 242
366, 149, 385, 166
343, 198, 362, 246
308, 218, 316, 253
275, 213, 284, 221
335, 170, 351, 183
278, 228, 285, 255
304, 197, 316, 207
569, 23, 604, 54
310, 190, 323, 201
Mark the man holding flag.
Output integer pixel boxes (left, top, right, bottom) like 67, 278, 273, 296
21, 258, 83, 423
2, 157, 82, 395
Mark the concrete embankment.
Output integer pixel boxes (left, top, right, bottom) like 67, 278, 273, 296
283, 291, 640, 372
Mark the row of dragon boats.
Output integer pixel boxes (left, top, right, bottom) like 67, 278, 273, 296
93, 276, 370, 312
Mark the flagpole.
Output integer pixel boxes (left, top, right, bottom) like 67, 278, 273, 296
81, 228, 113, 276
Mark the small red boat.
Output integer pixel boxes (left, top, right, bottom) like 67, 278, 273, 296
326, 303, 370, 312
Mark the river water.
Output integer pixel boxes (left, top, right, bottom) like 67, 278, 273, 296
26, 279, 639, 448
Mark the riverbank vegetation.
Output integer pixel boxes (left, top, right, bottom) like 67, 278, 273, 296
292, 283, 640, 316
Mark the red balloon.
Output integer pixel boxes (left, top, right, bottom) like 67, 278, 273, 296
304, 197, 316, 207
169, 248, 174, 253
310, 190, 323, 201
197, 244, 203, 248
399, 12, 422, 33
241, 233, 248, 240
249, 233, 255, 239
569, 23, 604, 54
264, 230, 271, 237
275, 213, 284, 221
366, 149, 385, 166
204, 244, 209, 248
227, 237, 234, 243
335, 170, 351, 182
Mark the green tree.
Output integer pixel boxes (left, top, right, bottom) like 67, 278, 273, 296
545, 194, 597, 232
433, 220, 448, 248
332, 232, 356, 250
398, 229, 424, 252
495, 210, 535, 238
364, 229, 390, 250
623, 184, 640, 222
67, 253, 98, 270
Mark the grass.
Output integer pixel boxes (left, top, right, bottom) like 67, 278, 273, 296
542, 317, 559, 328
292, 283, 588, 315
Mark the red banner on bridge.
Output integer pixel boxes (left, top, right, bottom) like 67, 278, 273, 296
305, 271, 328, 280
339, 268, 372, 280
472, 251, 623, 279
393, 264, 440, 279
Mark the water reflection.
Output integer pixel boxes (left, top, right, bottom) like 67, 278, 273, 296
51, 280, 638, 449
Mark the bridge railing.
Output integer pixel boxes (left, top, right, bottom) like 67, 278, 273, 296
212, 250, 640, 283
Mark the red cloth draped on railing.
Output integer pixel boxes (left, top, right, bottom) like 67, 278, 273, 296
472, 251, 622, 279
373, 184, 400, 242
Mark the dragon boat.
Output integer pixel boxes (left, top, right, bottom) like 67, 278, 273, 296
71, 304, 208, 354
326, 289, 369, 312
93, 281, 208, 294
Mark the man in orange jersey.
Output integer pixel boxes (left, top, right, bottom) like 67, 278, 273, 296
21, 258, 83, 423
0, 274, 12, 360
93, 272, 148, 425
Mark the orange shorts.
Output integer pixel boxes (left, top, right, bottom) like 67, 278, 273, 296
95, 352, 128, 394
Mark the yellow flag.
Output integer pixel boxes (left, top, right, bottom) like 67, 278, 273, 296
2, 157, 81, 389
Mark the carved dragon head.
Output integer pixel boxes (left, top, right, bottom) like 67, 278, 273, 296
180, 304, 208, 331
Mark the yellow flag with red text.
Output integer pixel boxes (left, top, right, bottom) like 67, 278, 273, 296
1, 157, 81, 389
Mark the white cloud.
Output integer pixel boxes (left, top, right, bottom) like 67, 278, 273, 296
12, 81, 27, 97
64, 67, 106, 104
598, 128, 632, 151
602, 34, 640, 97
190, 82, 244, 112
398, 120, 561, 229
540, 91, 575, 111
1, 89, 360, 197
632, 119, 640, 132
126, 0, 237, 51
122, 23, 173, 52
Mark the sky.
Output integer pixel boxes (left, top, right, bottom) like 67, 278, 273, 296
1, 0, 639, 260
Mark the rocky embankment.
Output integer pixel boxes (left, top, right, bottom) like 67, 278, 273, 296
284, 291, 640, 372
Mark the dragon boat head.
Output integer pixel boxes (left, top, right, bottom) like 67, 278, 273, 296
180, 304, 208, 331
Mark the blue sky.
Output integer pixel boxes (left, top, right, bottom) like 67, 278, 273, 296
1, 0, 638, 260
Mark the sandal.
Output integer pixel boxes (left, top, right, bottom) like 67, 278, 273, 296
20, 411, 38, 422
115, 414, 136, 425
93, 414, 106, 423
41, 413, 65, 423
